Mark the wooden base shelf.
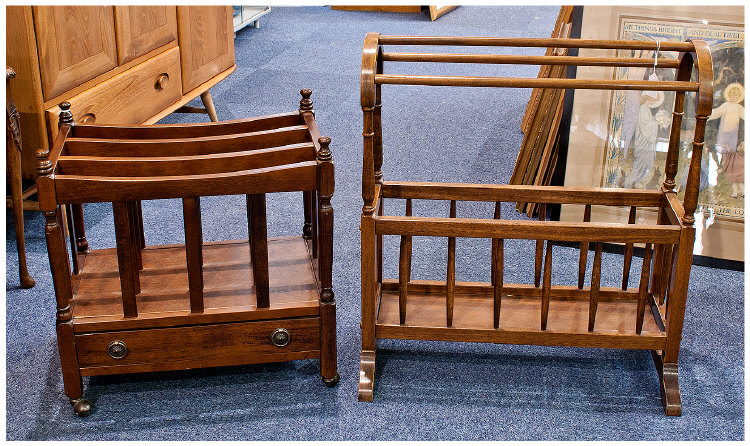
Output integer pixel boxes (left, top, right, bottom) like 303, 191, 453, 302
377, 284, 665, 350
72, 237, 319, 332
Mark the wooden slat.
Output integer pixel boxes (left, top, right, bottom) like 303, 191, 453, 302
112, 201, 138, 318
376, 324, 666, 350
375, 216, 681, 243
398, 198, 413, 325
182, 197, 204, 314
248, 193, 269, 308
541, 240, 552, 330
636, 244, 653, 334
446, 200, 456, 327
621, 206, 637, 290
73, 111, 302, 139
58, 143, 316, 177
382, 52, 682, 68
375, 74, 699, 92
128, 201, 142, 270
65, 204, 79, 275
55, 161, 317, 203
588, 242, 603, 332
377, 36, 695, 52
492, 201, 503, 329
381, 280, 640, 302
381, 182, 664, 207
663, 192, 685, 226
64, 125, 310, 157
311, 189, 318, 259
578, 204, 591, 289
534, 203, 546, 287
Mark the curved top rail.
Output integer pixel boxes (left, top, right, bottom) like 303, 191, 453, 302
360, 33, 714, 227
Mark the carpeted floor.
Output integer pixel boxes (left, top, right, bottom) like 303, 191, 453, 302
5, 6, 744, 440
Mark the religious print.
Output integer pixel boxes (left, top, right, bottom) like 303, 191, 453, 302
603, 19, 744, 219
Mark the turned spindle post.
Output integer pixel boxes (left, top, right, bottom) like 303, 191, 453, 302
317, 136, 339, 385
37, 145, 90, 415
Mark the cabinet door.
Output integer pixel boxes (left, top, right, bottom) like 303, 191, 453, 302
177, 6, 235, 93
114, 6, 177, 64
33, 6, 117, 101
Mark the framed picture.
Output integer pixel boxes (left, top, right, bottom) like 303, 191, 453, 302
561, 6, 744, 261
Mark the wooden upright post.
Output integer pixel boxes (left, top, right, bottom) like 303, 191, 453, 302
317, 136, 339, 386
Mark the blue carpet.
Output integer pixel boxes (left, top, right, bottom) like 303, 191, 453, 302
5, 6, 744, 440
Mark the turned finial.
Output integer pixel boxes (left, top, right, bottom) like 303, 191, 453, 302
36, 148, 53, 176
300, 88, 313, 111
317, 136, 332, 161
58, 101, 74, 128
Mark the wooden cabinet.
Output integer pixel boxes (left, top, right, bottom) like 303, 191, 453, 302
177, 6, 235, 92
32, 6, 118, 101
6, 5, 236, 179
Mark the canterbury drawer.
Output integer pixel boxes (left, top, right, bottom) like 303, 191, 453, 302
45, 46, 181, 134
75, 317, 320, 373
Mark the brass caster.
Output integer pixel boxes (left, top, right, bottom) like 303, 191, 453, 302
323, 373, 340, 388
71, 398, 92, 417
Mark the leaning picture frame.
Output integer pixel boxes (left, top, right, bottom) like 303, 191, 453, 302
561, 5, 744, 261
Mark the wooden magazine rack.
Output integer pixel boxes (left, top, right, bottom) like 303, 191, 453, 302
37, 90, 338, 416
358, 33, 713, 416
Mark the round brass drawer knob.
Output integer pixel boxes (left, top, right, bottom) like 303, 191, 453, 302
271, 328, 291, 347
107, 340, 128, 359
155, 73, 169, 91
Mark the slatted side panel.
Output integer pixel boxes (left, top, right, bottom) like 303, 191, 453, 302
384, 194, 675, 335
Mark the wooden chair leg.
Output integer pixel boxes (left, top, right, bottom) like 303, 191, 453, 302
200, 90, 219, 122
7, 144, 34, 288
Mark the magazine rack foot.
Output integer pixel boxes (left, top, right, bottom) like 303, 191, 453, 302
652, 351, 682, 416
358, 350, 376, 401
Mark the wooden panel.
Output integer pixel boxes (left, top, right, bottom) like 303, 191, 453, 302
114, 6, 177, 64
73, 111, 302, 139
33, 6, 117, 100
177, 5, 235, 93
45, 47, 181, 141
55, 161, 318, 204
382, 181, 664, 207
75, 317, 320, 370
375, 216, 681, 243
58, 143, 316, 177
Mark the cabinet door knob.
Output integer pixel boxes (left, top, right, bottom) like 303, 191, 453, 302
79, 113, 96, 124
155, 73, 169, 91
